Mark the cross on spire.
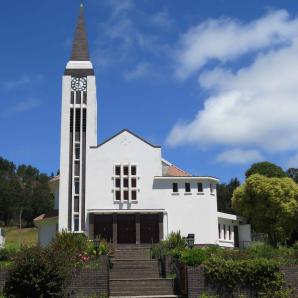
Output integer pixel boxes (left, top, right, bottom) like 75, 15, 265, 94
70, 3, 90, 61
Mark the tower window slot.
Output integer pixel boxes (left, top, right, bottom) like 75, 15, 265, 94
71, 91, 74, 104
70, 108, 74, 132
74, 161, 80, 176
74, 196, 79, 212
76, 92, 81, 104
75, 144, 80, 159
74, 180, 80, 194
75, 109, 81, 132
83, 109, 87, 132
74, 215, 79, 231
83, 92, 87, 104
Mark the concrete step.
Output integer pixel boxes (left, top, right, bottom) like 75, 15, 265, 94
110, 278, 175, 296
113, 248, 152, 260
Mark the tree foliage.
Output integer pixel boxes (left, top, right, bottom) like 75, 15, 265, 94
286, 168, 298, 183
217, 178, 240, 213
245, 161, 287, 179
0, 156, 54, 226
232, 174, 298, 246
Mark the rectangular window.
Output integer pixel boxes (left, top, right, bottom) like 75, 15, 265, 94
74, 161, 80, 176
75, 109, 81, 132
115, 166, 121, 176
197, 182, 203, 192
228, 225, 231, 240
123, 166, 129, 176
76, 91, 81, 104
131, 178, 137, 188
82, 109, 86, 132
131, 166, 136, 175
115, 178, 120, 188
123, 190, 129, 200
123, 178, 129, 188
131, 190, 137, 200
74, 215, 79, 231
75, 145, 80, 159
218, 223, 221, 239
83, 91, 87, 104
223, 225, 226, 240
71, 91, 74, 104
185, 183, 191, 193
172, 183, 178, 193
210, 184, 214, 194
74, 180, 80, 194
115, 190, 121, 201
70, 108, 74, 132
74, 196, 79, 212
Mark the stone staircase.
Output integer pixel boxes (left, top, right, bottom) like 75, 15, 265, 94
109, 244, 177, 297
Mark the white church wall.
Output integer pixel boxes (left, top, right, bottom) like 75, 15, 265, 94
85, 130, 219, 245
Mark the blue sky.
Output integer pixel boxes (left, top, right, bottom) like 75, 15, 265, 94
1, 0, 298, 182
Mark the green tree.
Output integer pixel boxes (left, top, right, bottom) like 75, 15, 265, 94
232, 174, 298, 246
286, 168, 298, 183
245, 161, 286, 179
217, 178, 240, 213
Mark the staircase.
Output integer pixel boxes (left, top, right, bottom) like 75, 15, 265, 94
109, 244, 177, 297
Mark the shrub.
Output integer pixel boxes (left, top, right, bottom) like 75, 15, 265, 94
167, 231, 186, 251
203, 257, 286, 297
4, 246, 72, 298
180, 248, 207, 266
0, 247, 16, 262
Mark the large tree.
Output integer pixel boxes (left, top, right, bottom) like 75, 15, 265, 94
232, 174, 298, 246
245, 161, 287, 179
217, 178, 240, 213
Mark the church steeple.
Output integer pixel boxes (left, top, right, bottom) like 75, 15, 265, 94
70, 3, 90, 61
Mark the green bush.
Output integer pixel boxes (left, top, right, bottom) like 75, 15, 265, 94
0, 247, 16, 262
180, 248, 207, 266
4, 246, 72, 298
203, 257, 286, 297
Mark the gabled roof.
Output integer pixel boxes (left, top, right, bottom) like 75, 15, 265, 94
70, 4, 90, 61
166, 164, 191, 177
91, 129, 161, 149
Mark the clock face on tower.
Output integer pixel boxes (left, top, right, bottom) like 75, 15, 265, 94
71, 77, 87, 91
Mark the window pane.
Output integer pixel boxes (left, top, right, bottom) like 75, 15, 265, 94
197, 183, 203, 192
218, 224, 221, 239
75, 145, 80, 159
74, 196, 79, 212
75, 161, 80, 176
74, 216, 79, 231
83, 91, 87, 104
123, 178, 128, 188
131, 166, 136, 175
74, 180, 80, 194
131, 178, 137, 188
210, 184, 214, 193
115, 190, 121, 201
115, 166, 121, 176
124, 190, 129, 200
172, 183, 178, 193
71, 91, 74, 104
223, 225, 226, 239
76, 91, 81, 104
185, 183, 191, 192
115, 178, 120, 188
131, 190, 137, 200
123, 166, 129, 175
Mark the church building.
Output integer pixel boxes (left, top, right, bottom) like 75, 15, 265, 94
34, 4, 251, 248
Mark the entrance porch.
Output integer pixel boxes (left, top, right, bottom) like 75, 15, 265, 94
88, 212, 164, 244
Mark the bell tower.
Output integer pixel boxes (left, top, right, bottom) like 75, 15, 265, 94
59, 4, 97, 232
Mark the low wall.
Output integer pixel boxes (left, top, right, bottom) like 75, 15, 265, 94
0, 256, 109, 297
187, 265, 298, 298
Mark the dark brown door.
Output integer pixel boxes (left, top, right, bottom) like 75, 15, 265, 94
94, 214, 113, 242
140, 214, 159, 243
117, 214, 136, 244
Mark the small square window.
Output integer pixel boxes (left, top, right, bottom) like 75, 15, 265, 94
115, 190, 121, 201
131, 166, 137, 175
115, 166, 121, 176
123, 166, 129, 175
123, 178, 129, 188
185, 183, 191, 193
197, 182, 203, 192
131, 190, 137, 200
115, 178, 120, 188
124, 190, 129, 200
131, 178, 137, 188
172, 183, 178, 193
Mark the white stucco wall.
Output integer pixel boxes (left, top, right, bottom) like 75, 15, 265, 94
85, 130, 219, 245
0, 228, 5, 247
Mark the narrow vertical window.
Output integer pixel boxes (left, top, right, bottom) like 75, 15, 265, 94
115, 166, 121, 176
185, 183, 191, 193
197, 182, 203, 192
74, 161, 80, 176
124, 190, 129, 201
76, 91, 81, 104
74, 180, 80, 194
74, 196, 79, 212
74, 215, 79, 231
70, 108, 74, 132
83, 91, 87, 104
172, 183, 178, 193
228, 225, 231, 240
123, 178, 129, 188
115, 178, 120, 188
75, 144, 80, 159
218, 223, 221, 239
223, 225, 226, 240
123, 166, 129, 176
131, 190, 137, 200
71, 91, 74, 104
131, 166, 137, 175
115, 190, 121, 201
82, 109, 87, 132
131, 178, 137, 187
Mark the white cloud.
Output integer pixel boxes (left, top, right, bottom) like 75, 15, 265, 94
151, 11, 174, 30
175, 10, 298, 78
13, 98, 41, 113
216, 149, 263, 164
124, 62, 151, 80
168, 10, 298, 157
2, 74, 43, 89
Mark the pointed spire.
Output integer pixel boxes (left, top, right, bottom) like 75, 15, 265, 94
70, 3, 90, 61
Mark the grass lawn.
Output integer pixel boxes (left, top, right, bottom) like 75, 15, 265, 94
4, 226, 38, 250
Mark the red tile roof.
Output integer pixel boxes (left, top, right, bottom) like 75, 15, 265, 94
166, 165, 191, 177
